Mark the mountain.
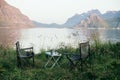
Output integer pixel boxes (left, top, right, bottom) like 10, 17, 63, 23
72, 10, 120, 28
70, 10, 120, 28
102, 11, 120, 28
1, 0, 119, 29
63, 9, 101, 27
33, 21, 63, 28
32, 9, 120, 28
75, 13, 108, 28
34, 9, 102, 28
0, 0, 34, 28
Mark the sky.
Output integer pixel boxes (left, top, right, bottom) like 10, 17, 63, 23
5, 0, 120, 24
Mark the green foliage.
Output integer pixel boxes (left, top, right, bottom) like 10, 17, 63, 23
0, 42, 120, 80
56, 44, 77, 54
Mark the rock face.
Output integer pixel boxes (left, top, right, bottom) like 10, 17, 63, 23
63, 9, 101, 27
75, 13, 108, 28
0, 0, 34, 28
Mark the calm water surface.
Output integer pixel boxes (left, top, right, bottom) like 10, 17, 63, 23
0, 28, 120, 53
0, 28, 20, 47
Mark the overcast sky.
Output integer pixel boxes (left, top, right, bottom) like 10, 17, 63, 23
6, 0, 120, 24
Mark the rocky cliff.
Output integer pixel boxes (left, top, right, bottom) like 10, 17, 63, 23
0, 0, 34, 28
75, 13, 108, 28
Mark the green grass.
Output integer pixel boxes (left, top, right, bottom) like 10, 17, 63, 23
0, 41, 120, 80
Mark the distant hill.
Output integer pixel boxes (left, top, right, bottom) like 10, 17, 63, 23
63, 9, 101, 27
70, 10, 120, 28
102, 11, 120, 28
34, 9, 120, 28
33, 21, 63, 28
75, 13, 108, 28
0, 0, 34, 28
69, 10, 120, 28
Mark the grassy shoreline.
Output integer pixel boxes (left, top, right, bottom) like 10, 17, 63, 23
0, 41, 120, 80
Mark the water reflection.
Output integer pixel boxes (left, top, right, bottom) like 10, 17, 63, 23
19, 28, 87, 53
102, 29, 120, 42
0, 28, 20, 47
88, 29, 120, 42
0, 28, 120, 53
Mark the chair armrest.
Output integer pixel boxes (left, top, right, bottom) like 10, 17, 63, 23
21, 47, 33, 50
25, 50, 35, 56
20, 47, 34, 56
64, 53, 79, 58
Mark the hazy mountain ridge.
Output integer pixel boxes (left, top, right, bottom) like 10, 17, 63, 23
71, 10, 120, 28
102, 11, 120, 28
0, 0, 34, 28
64, 9, 101, 27
34, 9, 102, 28
34, 9, 120, 28
75, 13, 108, 28
33, 21, 63, 28
66, 10, 120, 28
1, 0, 119, 28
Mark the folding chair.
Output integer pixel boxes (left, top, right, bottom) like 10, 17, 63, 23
65, 41, 90, 70
44, 50, 62, 69
16, 41, 35, 68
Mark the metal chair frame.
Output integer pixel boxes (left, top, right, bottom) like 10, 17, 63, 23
65, 41, 90, 70
16, 41, 35, 68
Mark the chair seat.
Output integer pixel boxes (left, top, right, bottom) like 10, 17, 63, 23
19, 54, 34, 58
70, 54, 80, 60
81, 54, 88, 59
70, 53, 88, 61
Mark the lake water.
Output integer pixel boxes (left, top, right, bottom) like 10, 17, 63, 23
0, 28, 20, 46
0, 28, 120, 53
19, 28, 87, 53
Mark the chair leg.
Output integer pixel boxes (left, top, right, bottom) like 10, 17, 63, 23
66, 56, 75, 68
17, 58, 19, 67
69, 61, 75, 69
68, 59, 79, 70
33, 57, 34, 67
17, 57, 21, 68
69, 61, 82, 70
80, 60, 83, 71
80, 60, 90, 71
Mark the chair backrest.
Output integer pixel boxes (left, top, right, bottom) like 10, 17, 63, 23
16, 41, 34, 56
79, 41, 90, 59
16, 41, 20, 56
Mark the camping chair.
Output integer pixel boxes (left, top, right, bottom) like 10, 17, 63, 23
65, 41, 90, 70
16, 41, 35, 68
